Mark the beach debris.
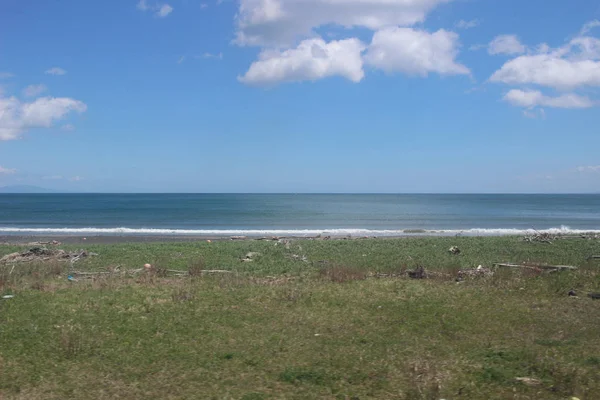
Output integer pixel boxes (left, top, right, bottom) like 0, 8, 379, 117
0, 247, 97, 264
523, 232, 555, 244
588, 293, 600, 300
407, 266, 427, 279
230, 236, 246, 240
1, 295, 14, 299
493, 262, 577, 271
287, 254, 308, 262
26, 240, 62, 246
206, 240, 212, 243
144, 263, 153, 270
457, 265, 493, 279
515, 377, 542, 386
241, 252, 261, 262
588, 255, 600, 260
568, 289, 577, 297
448, 246, 461, 255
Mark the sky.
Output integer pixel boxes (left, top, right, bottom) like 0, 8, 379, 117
0, 0, 599, 193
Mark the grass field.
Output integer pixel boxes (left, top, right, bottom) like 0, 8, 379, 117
1, 236, 599, 399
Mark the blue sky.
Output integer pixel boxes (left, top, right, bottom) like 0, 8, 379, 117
0, 0, 599, 193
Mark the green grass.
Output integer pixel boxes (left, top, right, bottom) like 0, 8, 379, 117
0, 236, 599, 399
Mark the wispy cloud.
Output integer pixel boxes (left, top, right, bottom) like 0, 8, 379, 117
45, 67, 67, 76
137, 0, 173, 18
22, 84, 48, 98
61, 124, 75, 131
200, 52, 223, 60
70, 176, 84, 182
156, 4, 173, 17
576, 165, 600, 173
488, 34, 526, 55
0, 166, 17, 175
177, 55, 187, 64
580, 19, 600, 35
522, 108, 546, 119
43, 175, 64, 180
0, 72, 14, 80
455, 19, 481, 29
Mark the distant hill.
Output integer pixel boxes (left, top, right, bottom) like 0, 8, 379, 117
0, 185, 60, 193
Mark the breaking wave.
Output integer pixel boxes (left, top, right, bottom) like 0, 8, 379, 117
0, 226, 598, 236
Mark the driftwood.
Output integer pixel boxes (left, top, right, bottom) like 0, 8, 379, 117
0, 248, 96, 264
588, 255, 600, 260
493, 262, 577, 271
523, 232, 555, 244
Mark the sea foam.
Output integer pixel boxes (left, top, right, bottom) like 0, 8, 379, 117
0, 226, 597, 236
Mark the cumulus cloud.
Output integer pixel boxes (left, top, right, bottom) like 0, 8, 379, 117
503, 89, 594, 109
22, 84, 48, 98
45, 67, 67, 76
364, 27, 469, 76
490, 30, 600, 90
488, 34, 526, 55
0, 166, 17, 175
236, 0, 470, 85
137, 0, 173, 17
455, 19, 480, 29
0, 96, 87, 141
239, 37, 365, 85
490, 22, 600, 114
235, 0, 453, 47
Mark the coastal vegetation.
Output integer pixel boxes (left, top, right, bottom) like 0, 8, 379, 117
1, 236, 599, 399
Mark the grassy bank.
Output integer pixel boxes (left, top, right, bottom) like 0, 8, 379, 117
1, 237, 599, 399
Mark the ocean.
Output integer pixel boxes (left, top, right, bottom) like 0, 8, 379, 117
0, 193, 599, 236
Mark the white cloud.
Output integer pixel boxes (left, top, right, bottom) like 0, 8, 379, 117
157, 4, 173, 17
503, 89, 594, 109
43, 175, 64, 180
137, 0, 149, 10
580, 20, 600, 36
0, 166, 17, 175
70, 176, 84, 182
0, 96, 87, 141
364, 28, 469, 76
239, 37, 365, 85
576, 165, 600, 173
235, 0, 453, 47
490, 28, 600, 90
45, 67, 67, 76
0, 72, 14, 80
22, 84, 48, 98
138, 0, 173, 17
201, 3, 208, 9
488, 34, 526, 55
202, 52, 224, 59
455, 19, 480, 29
